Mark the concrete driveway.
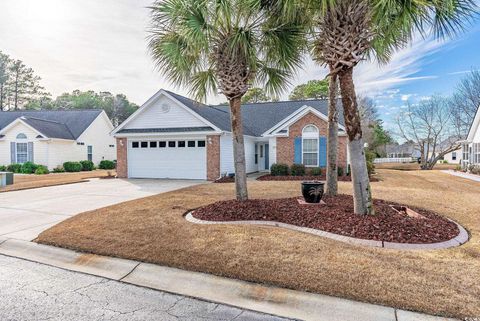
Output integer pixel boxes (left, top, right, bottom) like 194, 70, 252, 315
0, 178, 205, 241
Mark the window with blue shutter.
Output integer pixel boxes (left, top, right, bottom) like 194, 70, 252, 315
294, 137, 302, 164
319, 136, 327, 167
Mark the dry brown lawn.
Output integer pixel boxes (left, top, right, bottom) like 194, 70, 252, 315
375, 162, 458, 171
0, 170, 115, 193
37, 170, 480, 319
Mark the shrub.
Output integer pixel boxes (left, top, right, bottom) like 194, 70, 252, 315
270, 163, 289, 176
0, 165, 6, 171
337, 167, 344, 177
80, 160, 95, 171
52, 166, 65, 173
365, 150, 376, 176
21, 161, 39, 174
34, 165, 49, 175
454, 165, 462, 172
309, 167, 322, 176
7, 164, 22, 173
469, 165, 480, 175
63, 161, 82, 172
290, 164, 306, 176
99, 160, 115, 170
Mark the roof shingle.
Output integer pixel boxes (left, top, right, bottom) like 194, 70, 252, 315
0, 110, 102, 140
164, 90, 345, 137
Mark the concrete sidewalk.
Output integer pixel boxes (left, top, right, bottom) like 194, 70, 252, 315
442, 170, 480, 182
0, 238, 457, 321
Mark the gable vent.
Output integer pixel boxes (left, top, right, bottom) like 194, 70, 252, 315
159, 103, 170, 113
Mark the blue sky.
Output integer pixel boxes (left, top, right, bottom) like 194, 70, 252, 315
0, 0, 479, 136
370, 24, 480, 133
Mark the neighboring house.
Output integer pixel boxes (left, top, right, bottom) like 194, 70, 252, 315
426, 136, 463, 164
0, 110, 116, 169
385, 142, 421, 159
461, 105, 480, 167
112, 89, 349, 180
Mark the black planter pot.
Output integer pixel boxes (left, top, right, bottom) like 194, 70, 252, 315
301, 181, 324, 203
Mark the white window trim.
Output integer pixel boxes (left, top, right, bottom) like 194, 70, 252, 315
87, 145, 93, 161
302, 125, 319, 167
16, 142, 29, 164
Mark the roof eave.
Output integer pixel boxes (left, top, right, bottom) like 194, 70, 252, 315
113, 130, 221, 137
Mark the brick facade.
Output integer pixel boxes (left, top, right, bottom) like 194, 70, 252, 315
116, 137, 128, 178
206, 135, 220, 181
276, 112, 348, 170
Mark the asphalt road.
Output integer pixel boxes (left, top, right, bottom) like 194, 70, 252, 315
0, 254, 291, 321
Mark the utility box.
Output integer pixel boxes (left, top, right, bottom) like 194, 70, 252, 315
0, 172, 14, 187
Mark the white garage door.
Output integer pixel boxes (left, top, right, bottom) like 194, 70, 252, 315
128, 138, 207, 179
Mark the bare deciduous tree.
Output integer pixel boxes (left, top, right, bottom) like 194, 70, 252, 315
396, 96, 462, 170
451, 70, 480, 133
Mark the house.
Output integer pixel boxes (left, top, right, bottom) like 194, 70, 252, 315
385, 142, 421, 159
461, 105, 480, 167
426, 136, 462, 164
0, 110, 116, 169
112, 89, 348, 180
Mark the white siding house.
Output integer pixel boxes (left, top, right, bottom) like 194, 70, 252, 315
462, 105, 480, 167
113, 89, 349, 181
0, 110, 115, 169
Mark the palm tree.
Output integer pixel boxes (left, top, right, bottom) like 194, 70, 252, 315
325, 72, 339, 196
148, 0, 305, 201
310, 0, 476, 215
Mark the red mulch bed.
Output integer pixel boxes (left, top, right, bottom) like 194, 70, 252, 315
192, 195, 459, 244
214, 176, 235, 183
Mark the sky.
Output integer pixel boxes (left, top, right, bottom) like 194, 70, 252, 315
0, 0, 479, 134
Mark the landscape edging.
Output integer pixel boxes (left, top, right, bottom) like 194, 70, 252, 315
185, 212, 469, 250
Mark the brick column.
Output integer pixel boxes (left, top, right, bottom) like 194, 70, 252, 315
116, 137, 128, 178
206, 135, 220, 181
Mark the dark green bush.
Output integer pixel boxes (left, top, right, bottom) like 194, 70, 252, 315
98, 160, 115, 170
52, 166, 65, 173
270, 163, 289, 176
365, 150, 376, 176
35, 165, 49, 175
309, 167, 322, 176
0, 165, 6, 171
7, 164, 22, 173
337, 167, 344, 177
63, 161, 82, 172
21, 161, 39, 174
80, 160, 95, 171
290, 164, 306, 176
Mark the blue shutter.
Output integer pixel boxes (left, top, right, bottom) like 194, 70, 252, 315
28, 142, 34, 162
10, 142, 16, 164
294, 137, 302, 164
319, 136, 327, 167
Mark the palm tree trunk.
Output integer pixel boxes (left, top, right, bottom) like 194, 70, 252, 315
325, 73, 338, 196
338, 68, 374, 215
229, 96, 249, 201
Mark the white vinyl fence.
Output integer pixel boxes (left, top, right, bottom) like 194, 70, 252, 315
374, 157, 416, 164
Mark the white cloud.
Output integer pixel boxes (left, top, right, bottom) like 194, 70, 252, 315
401, 94, 412, 101
0, 1, 455, 105
353, 34, 448, 96
289, 33, 450, 103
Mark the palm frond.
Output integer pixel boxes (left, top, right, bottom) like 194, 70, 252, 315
255, 62, 292, 98
189, 69, 218, 102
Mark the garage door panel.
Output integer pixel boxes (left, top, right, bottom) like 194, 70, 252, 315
128, 139, 206, 179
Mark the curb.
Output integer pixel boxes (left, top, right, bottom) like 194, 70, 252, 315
185, 212, 469, 250
0, 239, 458, 321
